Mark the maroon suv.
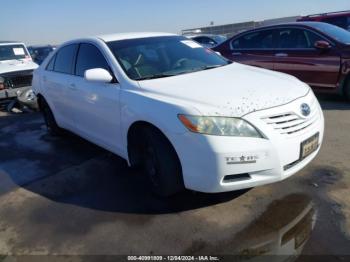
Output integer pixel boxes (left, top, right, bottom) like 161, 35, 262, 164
214, 22, 350, 100
298, 11, 350, 31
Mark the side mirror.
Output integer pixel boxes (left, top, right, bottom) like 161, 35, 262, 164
84, 68, 113, 83
314, 40, 331, 50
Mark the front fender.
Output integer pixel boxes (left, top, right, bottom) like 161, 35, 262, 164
120, 89, 200, 158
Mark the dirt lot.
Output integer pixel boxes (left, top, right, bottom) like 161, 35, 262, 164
0, 95, 349, 261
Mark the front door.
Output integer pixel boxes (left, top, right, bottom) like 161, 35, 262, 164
273, 27, 341, 91
68, 43, 122, 154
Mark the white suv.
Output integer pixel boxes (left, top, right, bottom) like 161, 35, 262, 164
32, 33, 324, 196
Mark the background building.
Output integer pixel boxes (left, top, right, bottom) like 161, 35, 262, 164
181, 16, 301, 37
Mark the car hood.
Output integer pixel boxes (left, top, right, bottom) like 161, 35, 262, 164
0, 60, 38, 75
137, 63, 310, 117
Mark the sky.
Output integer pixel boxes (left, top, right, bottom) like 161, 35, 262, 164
1, 0, 349, 45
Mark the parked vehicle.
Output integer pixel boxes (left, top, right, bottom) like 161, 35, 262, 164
298, 11, 350, 31
214, 22, 350, 100
32, 33, 324, 196
28, 45, 55, 65
187, 34, 227, 48
0, 41, 38, 103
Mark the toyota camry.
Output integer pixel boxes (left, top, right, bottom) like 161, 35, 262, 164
32, 33, 324, 196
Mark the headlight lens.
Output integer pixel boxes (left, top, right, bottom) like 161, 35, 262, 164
178, 115, 263, 138
25, 89, 36, 101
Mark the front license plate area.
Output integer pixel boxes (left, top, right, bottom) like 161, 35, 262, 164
300, 133, 319, 159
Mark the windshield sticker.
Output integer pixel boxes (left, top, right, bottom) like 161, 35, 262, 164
181, 40, 202, 48
13, 48, 25, 56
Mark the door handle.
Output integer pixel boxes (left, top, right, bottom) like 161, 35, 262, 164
275, 53, 288, 57
68, 83, 77, 90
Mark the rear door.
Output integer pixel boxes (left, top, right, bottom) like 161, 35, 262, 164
42, 44, 78, 129
273, 27, 341, 90
224, 29, 276, 70
69, 42, 122, 153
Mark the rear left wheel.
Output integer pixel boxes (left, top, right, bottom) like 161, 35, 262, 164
344, 78, 350, 101
40, 99, 64, 136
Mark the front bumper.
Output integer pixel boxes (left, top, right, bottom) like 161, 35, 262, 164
0, 86, 31, 100
170, 90, 324, 193
0, 86, 38, 110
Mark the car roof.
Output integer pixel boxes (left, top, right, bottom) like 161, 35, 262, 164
97, 32, 177, 42
0, 41, 24, 45
240, 21, 334, 32
300, 10, 350, 19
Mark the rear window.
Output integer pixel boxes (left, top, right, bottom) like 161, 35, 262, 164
0, 44, 29, 61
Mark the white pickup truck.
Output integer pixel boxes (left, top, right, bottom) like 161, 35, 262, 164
0, 41, 38, 107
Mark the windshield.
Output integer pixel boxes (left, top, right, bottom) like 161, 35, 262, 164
0, 44, 30, 61
107, 36, 231, 80
312, 22, 350, 44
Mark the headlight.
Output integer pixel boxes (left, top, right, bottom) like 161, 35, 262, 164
25, 89, 36, 101
178, 115, 263, 138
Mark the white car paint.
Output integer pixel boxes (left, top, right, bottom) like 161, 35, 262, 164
32, 33, 324, 193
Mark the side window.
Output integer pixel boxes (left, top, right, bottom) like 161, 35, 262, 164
53, 44, 78, 74
277, 28, 310, 49
46, 54, 56, 71
231, 30, 274, 49
75, 43, 110, 77
304, 30, 326, 47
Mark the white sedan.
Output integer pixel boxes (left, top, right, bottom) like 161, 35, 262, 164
32, 32, 324, 196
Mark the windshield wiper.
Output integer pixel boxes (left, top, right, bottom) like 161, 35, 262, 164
136, 73, 177, 81
200, 64, 225, 70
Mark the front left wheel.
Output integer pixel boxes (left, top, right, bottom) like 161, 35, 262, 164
132, 126, 185, 197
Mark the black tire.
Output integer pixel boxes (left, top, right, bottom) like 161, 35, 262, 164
41, 99, 64, 136
344, 78, 350, 101
138, 126, 184, 197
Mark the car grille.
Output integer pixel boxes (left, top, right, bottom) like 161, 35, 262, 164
2, 70, 33, 89
261, 100, 319, 136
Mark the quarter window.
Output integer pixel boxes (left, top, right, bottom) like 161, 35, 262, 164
53, 44, 78, 74
46, 54, 56, 71
75, 43, 110, 77
231, 30, 274, 49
